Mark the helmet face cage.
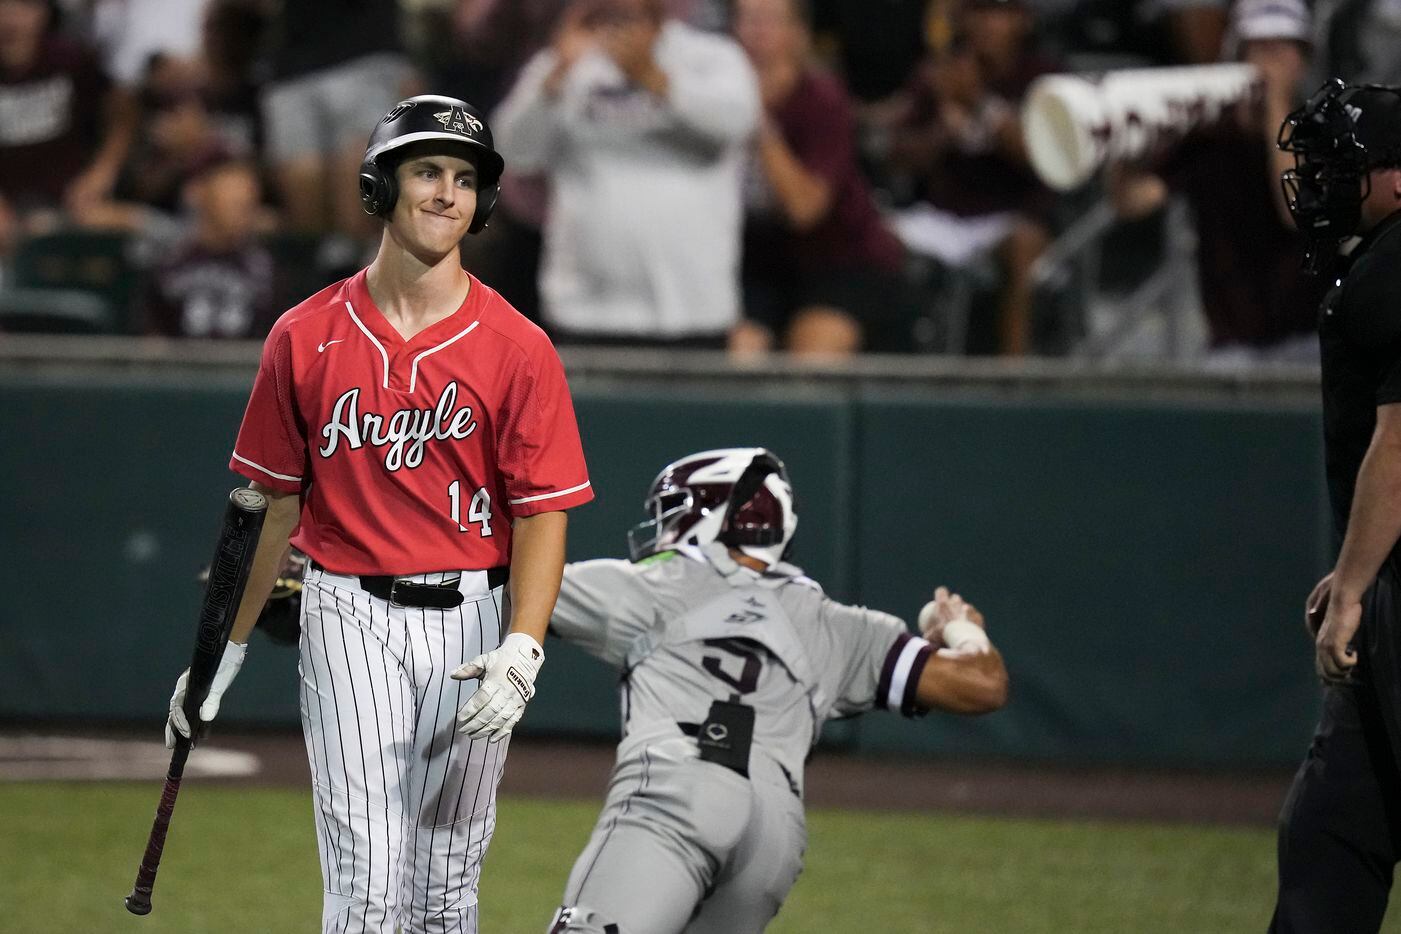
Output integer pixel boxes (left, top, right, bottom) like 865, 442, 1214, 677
626, 485, 696, 561
626, 449, 796, 562
1278, 80, 1401, 267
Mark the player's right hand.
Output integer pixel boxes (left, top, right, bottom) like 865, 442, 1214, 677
451, 632, 544, 742
165, 642, 248, 749
918, 586, 988, 654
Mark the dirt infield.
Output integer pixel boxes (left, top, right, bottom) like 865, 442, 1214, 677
2, 727, 1295, 827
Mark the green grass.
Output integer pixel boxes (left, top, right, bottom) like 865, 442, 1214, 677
1, 783, 1394, 933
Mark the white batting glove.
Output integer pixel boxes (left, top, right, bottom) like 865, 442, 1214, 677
165, 642, 247, 749
918, 586, 991, 655
451, 632, 544, 742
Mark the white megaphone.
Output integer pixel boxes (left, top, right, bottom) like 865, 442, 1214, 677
1021, 64, 1262, 191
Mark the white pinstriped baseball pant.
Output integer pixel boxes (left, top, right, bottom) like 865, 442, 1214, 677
300, 565, 509, 934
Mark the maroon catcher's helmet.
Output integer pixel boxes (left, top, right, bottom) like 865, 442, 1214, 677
627, 448, 797, 565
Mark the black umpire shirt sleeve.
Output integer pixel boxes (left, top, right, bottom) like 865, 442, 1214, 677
1344, 253, 1401, 405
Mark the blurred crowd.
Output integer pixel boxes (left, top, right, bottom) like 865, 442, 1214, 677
0, 0, 1385, 359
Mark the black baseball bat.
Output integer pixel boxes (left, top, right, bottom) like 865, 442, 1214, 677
124, 487, 268, 916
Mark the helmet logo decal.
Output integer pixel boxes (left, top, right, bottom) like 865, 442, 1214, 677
435, 108, 484, 135
383, 101, 416, 123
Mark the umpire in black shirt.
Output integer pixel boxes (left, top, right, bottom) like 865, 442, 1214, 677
1272, 81, 1401, 933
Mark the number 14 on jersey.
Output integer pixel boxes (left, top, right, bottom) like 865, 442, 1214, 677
447, 480, 493, 536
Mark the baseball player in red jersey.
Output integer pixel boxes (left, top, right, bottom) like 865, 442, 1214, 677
161, 95, 593, 933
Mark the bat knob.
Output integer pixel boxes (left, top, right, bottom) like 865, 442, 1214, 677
124, 893, 153, 915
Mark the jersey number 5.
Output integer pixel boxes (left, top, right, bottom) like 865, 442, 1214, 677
702, 638, 762, 695
447, 481, 493, 537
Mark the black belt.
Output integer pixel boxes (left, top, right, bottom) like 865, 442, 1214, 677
309, 560, 508, 609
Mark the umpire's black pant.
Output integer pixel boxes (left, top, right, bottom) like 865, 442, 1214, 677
1270, 680, 1401, 933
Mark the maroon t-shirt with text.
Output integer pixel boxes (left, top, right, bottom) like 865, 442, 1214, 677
0, 36, 110, 209
143, 240, 279, 339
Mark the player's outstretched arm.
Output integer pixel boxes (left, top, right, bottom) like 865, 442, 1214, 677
913, 587, 1009, 715
915, 648, 1008, 715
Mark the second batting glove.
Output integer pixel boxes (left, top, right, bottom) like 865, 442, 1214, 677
452, 632, 544, 742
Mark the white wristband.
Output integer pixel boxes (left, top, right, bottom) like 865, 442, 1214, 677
940, 619, 990, 654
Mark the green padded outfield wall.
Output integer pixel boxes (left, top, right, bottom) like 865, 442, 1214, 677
849, 391, 1325, 765
0, 372, 1325, 766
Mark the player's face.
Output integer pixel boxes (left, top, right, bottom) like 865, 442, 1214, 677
389, 154, 478, 261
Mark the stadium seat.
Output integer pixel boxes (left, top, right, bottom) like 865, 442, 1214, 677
0, 230, 136, 335
0, 287, 115, 334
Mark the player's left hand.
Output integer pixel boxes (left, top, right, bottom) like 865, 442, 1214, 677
452, 632, 545, 741
1315, 596, 1362, 684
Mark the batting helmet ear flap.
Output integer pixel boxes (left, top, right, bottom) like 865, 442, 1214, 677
358, 162, 396, 216
469, 180, 499, 234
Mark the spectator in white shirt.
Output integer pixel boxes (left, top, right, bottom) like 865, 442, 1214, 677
493, 0, 760, 347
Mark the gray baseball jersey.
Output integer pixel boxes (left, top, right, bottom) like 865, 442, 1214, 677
547, 543, 933, 934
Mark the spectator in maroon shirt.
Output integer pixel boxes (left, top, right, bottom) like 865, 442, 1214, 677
733, 0, 908, 356
886, 0, 1056, 356
140, 155, 276, 339
0, 0, 135, 252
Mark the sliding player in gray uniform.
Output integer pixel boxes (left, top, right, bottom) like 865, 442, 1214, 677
546, 448, 1009, 934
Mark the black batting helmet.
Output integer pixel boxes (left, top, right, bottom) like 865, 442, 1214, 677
358, 94, 505, 233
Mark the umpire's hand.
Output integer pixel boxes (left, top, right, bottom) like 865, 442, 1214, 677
1315, 592, 1361, 685
1304, 571, 1332, 638
451, 632, 544, 742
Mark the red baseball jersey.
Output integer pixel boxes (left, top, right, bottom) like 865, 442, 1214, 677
230, 270, 593, 575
